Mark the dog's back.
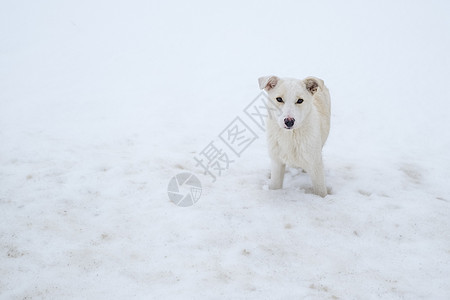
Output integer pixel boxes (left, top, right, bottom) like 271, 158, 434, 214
312, 82, 331, 147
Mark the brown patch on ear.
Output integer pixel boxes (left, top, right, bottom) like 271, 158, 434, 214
305, 78, 319, 94
258, 76, 279, 91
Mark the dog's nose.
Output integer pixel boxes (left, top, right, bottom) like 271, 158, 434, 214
284, 118, 295, 128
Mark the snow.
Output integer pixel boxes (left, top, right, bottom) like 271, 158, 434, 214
1, 0, 450, 298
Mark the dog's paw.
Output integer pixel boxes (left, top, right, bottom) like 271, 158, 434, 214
268, 182, 282, 190
314, 187, 327, 198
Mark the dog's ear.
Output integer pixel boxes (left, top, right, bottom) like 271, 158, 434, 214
304, 77, 324, 95
258, 76, 279, 91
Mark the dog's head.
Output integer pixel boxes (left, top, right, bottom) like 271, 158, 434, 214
258, 75, 324, 130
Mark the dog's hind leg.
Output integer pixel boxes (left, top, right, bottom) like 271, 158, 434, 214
269, 160, 285, 190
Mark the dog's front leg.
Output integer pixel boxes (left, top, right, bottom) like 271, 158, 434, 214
308, 157, 327, 197
269, 160, 285, 189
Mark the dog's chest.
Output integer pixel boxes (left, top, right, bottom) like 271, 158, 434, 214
268, 127, 314, 168
278, 135, 308, 167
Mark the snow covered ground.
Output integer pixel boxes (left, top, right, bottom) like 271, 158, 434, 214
1, 1, 450, 298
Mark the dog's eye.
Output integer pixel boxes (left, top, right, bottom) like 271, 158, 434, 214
297, 98, 304, 104
276, 97, 283, 103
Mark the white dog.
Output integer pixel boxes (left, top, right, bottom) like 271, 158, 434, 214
258, 75, 331, 197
